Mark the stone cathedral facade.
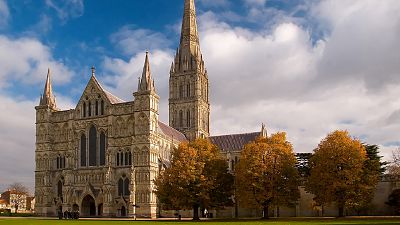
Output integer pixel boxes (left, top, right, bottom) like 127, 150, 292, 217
34, 0, 211, 218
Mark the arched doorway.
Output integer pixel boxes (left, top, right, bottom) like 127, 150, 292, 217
81, 195, 96, 217
121, 206, 126, 217
98, 203, 103, 216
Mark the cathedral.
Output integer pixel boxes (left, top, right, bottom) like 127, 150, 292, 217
35, 0, 224, 218
35, 0, 396, 219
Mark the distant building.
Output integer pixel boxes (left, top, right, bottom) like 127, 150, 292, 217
0, 190, 31, 213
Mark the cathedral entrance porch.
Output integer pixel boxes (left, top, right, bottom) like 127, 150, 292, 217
81, 195, 96, 217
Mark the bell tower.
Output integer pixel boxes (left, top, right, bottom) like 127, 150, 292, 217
169, 0, 210, 141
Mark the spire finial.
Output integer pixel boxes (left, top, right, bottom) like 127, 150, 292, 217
39, 68, 57, 109
138, 51, 155, 92
172, 0, 204, 73
91, 65, 96, 77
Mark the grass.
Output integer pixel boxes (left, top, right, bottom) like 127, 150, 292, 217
1, 218, 400, 225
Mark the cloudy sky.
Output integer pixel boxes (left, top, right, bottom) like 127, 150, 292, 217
0, 0, 399, 192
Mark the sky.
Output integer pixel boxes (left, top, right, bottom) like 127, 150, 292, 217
0, 0, 400, 193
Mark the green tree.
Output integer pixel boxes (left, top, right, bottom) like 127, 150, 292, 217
347, 144, 384, 214
306, 130, 371, 217
154, 139, 234, 220
364, 144, 386, 174
236, 133, 300, 219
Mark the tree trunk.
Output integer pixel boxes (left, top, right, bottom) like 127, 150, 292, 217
262, 204, 269, 219
338, 204, 344, 217
193, 205, 200, 220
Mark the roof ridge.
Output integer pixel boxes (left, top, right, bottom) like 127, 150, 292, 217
158, 121, 182, 133
210, 131, 260, 138
158, 121, 187, 141
104, 89, 125, 103
91, 75, 126, 104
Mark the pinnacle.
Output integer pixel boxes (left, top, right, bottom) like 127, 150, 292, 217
40, 68, 57, 109
138, 51, 155, 92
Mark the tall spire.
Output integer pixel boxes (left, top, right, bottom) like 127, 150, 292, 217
173, 0, 205, 73
138, 51, 155, 92
39, 68, 57, 109
180, 0, 200, 54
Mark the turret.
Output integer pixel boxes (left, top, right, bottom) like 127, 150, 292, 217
134, 52, 160, 135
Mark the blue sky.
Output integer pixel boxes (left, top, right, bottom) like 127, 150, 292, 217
0, 0, 400, 192
3, 0, 310, 101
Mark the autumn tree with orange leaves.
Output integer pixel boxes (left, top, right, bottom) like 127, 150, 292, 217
154, 138, 234, 220
235, 133, 300, 219
306, 130, 375, 217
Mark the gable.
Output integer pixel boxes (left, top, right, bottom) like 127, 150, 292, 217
76, 75, 125, 110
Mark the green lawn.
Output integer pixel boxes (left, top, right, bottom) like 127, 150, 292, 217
1, 218, 400, 225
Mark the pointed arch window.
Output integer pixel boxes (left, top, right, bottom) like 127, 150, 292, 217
118, 177, 130, 196
179, 110, 183, 127
89, 126, 97, 166
83, 102, 87, 118
100, 132, 106, 166
179, 84, 184, 98
187, 83, 191, 97
95, 100, 99, 116
186, 110, 191, 127
56, 155, 66, 169
88, 101, 92, 117
57, 180, 63, 197
101, 100, 105, 115
124, 178, 130, 196
118, 178, 124, 196
80, 134, 87, 167
116, 150, 132, 167
120, 151, 124, 166
125, 152, 129, 166
56, 156, 60, 169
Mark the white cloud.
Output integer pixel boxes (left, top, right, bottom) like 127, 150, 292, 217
195, 0, 400, 160
45, 0, 84, 22
0, 92, 74, 192
0, 0, 10, 28
101, 50, 174, 123
110, 25, 172, 56
312, 0, 400, 90
0, 35, 73, 88
0, 96, 35, 192
101, 0, 400, 163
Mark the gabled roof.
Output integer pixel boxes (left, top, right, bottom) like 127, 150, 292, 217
209, 132, 261, 152
103, 89, 125, 104
158, 121, 187, 142
91, 74, 125, 104
76, 72, 126, 108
